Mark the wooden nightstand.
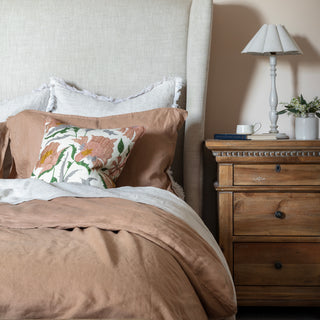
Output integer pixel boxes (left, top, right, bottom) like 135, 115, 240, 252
205, 139, 320, 306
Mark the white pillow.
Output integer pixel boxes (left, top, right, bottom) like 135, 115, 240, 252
47, 77, 183, 117
0, 85, 50, 122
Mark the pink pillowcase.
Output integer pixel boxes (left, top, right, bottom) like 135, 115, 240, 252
6, 108, 187, 191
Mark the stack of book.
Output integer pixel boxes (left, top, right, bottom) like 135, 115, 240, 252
214, 133, 289, 140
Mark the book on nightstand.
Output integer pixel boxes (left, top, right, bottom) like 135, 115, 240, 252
213, 133, 249, 140
248, 133, 289, 140
214, 133, 289, 140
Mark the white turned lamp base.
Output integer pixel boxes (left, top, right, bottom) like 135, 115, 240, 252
258, 132, 289, 139
269, 54, 279, 134
276, 132, 289, 139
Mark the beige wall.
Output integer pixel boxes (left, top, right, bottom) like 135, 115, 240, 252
205, 0, 320, 138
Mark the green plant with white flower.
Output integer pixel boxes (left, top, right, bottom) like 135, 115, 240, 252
277, 94, 320, 118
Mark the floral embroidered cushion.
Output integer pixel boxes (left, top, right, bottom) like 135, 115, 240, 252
31, 118, 144, 188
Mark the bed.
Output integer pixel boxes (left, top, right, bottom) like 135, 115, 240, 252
0, 0, 237, 319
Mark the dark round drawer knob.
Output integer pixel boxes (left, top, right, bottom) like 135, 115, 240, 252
274, 211, 284, 219
274, 262, 282, 270
275, 164, 281, 172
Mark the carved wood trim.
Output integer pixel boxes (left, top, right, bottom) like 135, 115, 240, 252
212, 150, 320, 158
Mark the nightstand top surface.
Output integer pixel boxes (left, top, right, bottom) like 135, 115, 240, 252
205, 139, 320, 151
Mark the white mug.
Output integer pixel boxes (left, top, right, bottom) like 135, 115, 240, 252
236, 123, 261, 135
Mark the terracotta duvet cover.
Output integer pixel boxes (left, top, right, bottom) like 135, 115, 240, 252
0, 181, 236, 320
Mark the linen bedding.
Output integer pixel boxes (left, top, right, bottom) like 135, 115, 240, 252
0, 179, 237, 319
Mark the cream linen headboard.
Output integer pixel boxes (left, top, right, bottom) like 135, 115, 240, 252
0, 0, 213, 215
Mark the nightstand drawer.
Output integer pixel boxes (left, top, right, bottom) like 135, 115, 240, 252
234, 164, 320, 185
234, 192, 320, 236
234, 243, 320, 286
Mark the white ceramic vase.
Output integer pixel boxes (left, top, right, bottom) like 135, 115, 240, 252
295, 113, 319, 140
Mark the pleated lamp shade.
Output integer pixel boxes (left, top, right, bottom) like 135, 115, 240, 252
242, 24, 302, 55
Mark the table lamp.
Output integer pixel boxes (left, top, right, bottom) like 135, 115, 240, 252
242, 24, 302, 138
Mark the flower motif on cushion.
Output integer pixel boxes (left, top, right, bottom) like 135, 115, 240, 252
119, 126, 142, 141
37, 142, 62, 175
31, 117, 144, 188
73, 135, 117, 168
106, 155, 126, 181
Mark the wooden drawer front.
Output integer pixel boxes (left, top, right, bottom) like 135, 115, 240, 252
234, 164, 320, 185
234, 243, 320, 286
234, 193, 320, 236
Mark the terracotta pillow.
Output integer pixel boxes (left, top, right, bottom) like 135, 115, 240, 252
7, 108, 187, 191
31, 117, 144, 188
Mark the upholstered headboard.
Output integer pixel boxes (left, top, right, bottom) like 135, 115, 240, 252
0, 0, 212, 214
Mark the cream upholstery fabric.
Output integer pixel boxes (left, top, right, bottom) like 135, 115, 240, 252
0, 0, 212, 215
0, 0, 190, 98
185, 0, 213, 213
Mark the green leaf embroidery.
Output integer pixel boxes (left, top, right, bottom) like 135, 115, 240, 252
76, 160, 91, 174
99, 173, 108, 188
38, 148, 67, 179
38, 166, 54, 178
125, 146, 131, 157
50, 176, 57, 183
73, 127, 80, 138
55, 148, 67, 167
118, 139, 124, 154
70, 144, 77, 160
67, 161, 73, 169
45, 127, 70, 140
